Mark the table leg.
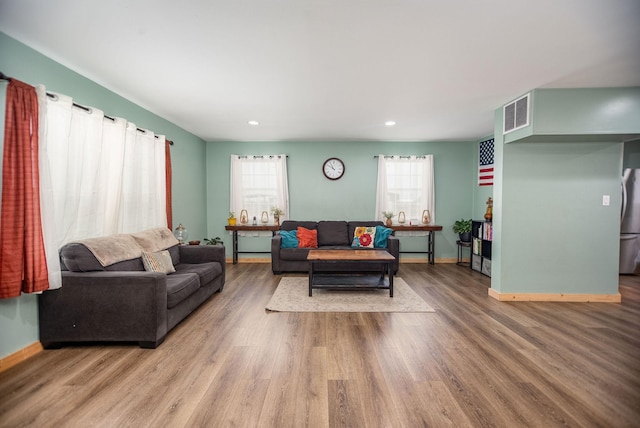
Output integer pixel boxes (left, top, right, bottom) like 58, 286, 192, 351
308, 261, 314, 296
232, 230, 238, 264
428, 231, 435, 265
388, 261, 394, 297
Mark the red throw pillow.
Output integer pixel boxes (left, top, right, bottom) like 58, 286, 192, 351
297, 227, 318, 248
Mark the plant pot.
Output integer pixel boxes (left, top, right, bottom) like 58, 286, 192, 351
385, 218, 393, 227
228, 218, 237, 226
459, 232, 471, 242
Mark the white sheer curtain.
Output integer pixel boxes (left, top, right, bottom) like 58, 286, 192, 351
230, 155, 289, 223
375, 155, 435, 224
37, 88, 166, 288
119, 122, 166, 231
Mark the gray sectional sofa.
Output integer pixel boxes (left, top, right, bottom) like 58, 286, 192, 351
39, 228, 225, 349
271, 220, 399, 274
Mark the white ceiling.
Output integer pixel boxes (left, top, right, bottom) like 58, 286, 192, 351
1, 0, 639, 142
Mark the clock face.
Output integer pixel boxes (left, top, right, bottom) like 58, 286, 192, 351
322, 157, 345, 180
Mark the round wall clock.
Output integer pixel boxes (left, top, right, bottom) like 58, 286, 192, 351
322, 157, 345, 180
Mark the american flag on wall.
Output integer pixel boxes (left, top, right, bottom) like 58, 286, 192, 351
478, 138, 494, 186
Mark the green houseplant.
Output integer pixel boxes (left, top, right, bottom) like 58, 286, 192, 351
270, 206, 284, 226
227, 212, 236, 226
382, 211, 395, 227
204, 237, 224, 245
452, 218, 472, 242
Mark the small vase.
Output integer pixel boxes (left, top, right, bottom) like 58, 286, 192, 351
274, 214, 280, 226
228, 218, 236, 226
385, 218, 393, 227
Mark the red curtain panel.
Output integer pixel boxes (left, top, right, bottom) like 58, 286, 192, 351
165, 139, 173, 231
0, 79, 49, 298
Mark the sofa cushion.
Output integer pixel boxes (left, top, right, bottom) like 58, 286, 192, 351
167, 245, 180, 266
174, 262, 222, 286
297, 227, 318, 248
374, 226, 394, 248
165, 273, 200, 309
317, 221, 349, 246
141, 250, 176, 273
280, 220, 317, 232
280, 230, 298, 248
351, 226, 376, 248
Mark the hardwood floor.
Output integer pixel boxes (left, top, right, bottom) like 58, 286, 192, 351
1, 263, 639, 427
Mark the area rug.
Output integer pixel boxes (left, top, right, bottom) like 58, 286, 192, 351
266, 277, 435, 313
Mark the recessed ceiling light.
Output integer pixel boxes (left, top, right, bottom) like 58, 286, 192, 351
385, 121, 396, 127
248, 120, 259, 126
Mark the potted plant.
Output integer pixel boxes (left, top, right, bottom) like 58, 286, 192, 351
453, 218, 472, 242
270, 206, 284, 226
228, 211, 236, 226
382, 211, 395, 227
204, 237, 224, 245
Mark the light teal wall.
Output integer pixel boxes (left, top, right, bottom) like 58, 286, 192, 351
205, 141, 476, 258
532, 88, 640, 136
0, 32, 207, 360
496, 138, 622, 294
492, 87, 640, 295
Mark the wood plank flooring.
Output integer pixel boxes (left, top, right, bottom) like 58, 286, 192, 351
1, 263, 639, 427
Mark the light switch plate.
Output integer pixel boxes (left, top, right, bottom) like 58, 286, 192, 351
603, 195, 610, 206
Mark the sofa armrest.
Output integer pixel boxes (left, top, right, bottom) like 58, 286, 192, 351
179, 244, 225, 264
387, 236, 399, 255
271, 235, 283, 273
39, 271, 168, 346
387, 236, 400, 273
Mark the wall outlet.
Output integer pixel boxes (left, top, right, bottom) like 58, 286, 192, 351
602, 195, 610, 206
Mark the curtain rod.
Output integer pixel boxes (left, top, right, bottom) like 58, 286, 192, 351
236, 155, 288, 159
374, 155, 428, 159
1, 71, 173, 145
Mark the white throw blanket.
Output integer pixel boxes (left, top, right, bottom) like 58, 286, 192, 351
76, 227, 179, 267
131, 227, 179, 252
76, 234, 143, 267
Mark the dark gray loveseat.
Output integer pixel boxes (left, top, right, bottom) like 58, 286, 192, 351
39, 228, 225, 349
271, 220, 399, 274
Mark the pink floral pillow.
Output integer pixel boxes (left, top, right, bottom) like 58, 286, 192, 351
351, 226, 376, 248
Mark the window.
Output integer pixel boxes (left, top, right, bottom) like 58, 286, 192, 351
375, 155, 434, 223
230, 155, 289, 222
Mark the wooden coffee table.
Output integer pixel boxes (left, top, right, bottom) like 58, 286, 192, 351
307, 249, 395, 297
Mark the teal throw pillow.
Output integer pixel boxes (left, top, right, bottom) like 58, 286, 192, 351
280, 230, 298, 248
374, 226, 393, 248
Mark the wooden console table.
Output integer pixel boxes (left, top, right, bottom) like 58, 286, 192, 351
389, 224, 443, 265
224, 225, 280, 264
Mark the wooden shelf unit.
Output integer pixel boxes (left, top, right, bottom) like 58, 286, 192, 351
471, 220, 492, 277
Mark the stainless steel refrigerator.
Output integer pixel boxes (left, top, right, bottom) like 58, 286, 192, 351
620, 168, 640, 274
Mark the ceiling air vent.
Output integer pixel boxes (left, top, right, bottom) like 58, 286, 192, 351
503, 93, 530, 134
